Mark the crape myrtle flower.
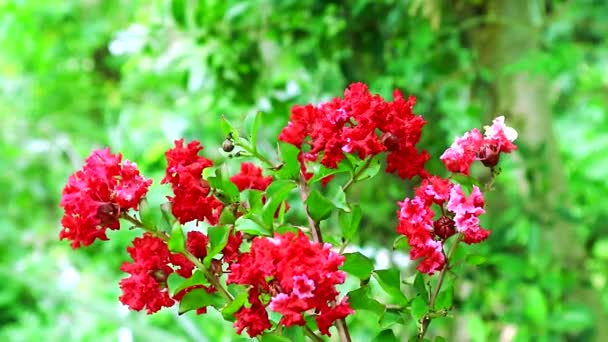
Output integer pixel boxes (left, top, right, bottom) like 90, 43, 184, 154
278, 82, 429, 180
441, 116, 518, 175
161, 139, 223, 225
60, 148, 152, 248
227, 231, 353, 337
230, 162, 290, 215
397, 177, 489, 274
119, 231, 214, 314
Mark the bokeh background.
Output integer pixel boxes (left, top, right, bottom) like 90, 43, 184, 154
1, 0, 607, 341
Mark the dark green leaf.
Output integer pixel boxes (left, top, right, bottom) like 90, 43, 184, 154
305, 190, 334, 222
178, 288, 225, 315
342, 252, 374, 280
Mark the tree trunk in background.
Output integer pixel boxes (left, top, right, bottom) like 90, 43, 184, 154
469, 0, 607, 340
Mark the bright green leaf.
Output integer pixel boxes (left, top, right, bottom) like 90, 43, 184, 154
373, 269, 408, 304
373, 329, 399, 342
221, 288, 248, 321
260, 333, 292, 342
168, 223, 186, 253
434, 285, 453, 310
339, 204, 362, 241
410, 296, 428, 321
466, 255, 487, 265
262, 180, 295, 225
342, 252, 374, 280
354, 155, 382, 182
276, 143, 300, 180
235, 217, 269, 236
204, 225, 231, 266
347, 286, 385, 316
168, 270, 210, 296
413, 273, 428, 302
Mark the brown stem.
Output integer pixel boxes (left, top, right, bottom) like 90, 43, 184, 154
297, 173, 351, 342
418, 234, 462, 341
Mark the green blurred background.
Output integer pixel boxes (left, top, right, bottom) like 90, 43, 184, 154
1, 0, 607, 341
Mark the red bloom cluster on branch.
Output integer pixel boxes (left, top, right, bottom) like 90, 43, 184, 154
60, 148, 152, 248
119, 231, 217, 314
227, 231, 353, 337
279, 82, 429, 179
441, 116, 518, 175
397, 177, 489, 274
162, 139, 223, 225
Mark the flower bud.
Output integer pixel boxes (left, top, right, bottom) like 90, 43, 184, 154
96, 203, 120, 225
433, 215, 456, 240
222, 139, 235, 152
380, 132, 400, 151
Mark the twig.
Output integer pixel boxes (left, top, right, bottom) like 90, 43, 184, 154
418, 234, 462, 340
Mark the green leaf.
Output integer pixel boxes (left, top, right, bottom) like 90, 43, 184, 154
393, 235, 409, 250
308, 161, 351, 184
250, 111, 262, 149
342, 252, 374, 280
276, 142, 300, 180
168, 223, 186, 253
339, 204, 362, 241
354, 155, 382, 182
202, 167, 240, 203
235, 217, 269, 236
262, 180, 296, 225
466, 255, 487, 265
204, 226, 230, 266
327, 183, 349, 210
434, 337, 447, 342
410, 296, 428, 321
221, 288, 248, 321
305, 190, 334, 222
138, 198, 155, 228
413, 273, 428, 302
379, 310, 405, 329
524, 286, 547, 325
373, 269, 408, 304
178, 288, 225, 315
167, 270, 210, 296
241, 189, 265, 213
260, 333, 292, 342
220, 115, 239, 140
373, 329, 399, 342
219, 206, 237, 225
347, 286, 385, 316
434, 285, 453, 310
160, 202, 175, 232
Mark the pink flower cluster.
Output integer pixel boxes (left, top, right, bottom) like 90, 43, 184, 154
227, 231, 353, 337
397, 176, 489, 274
60, 148, 152, 248
441, 116, 518, 175
162, 139, 224, 224
279, 82, 429, 179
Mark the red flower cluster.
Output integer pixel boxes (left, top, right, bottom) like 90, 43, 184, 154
60, 148, 152, 248
441, 116, 518, 175
227, 232, 353, 337
397, 177, 489, 274
162, 139, 223, 224
119, 231, 215, 314
230, 162, 273, 191
279, 82, 429, 179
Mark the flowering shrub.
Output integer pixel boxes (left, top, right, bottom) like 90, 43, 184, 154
59, 83, 517, 341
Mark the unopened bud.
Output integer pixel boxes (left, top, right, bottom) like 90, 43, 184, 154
380, 132, 400, 151
222, 139, 235, 152
479, 143, 500, 168
433, 215, 456, 240
96, 203, 120, 224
